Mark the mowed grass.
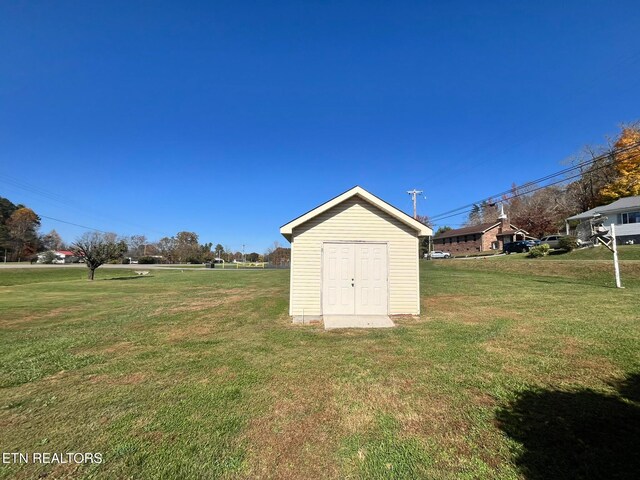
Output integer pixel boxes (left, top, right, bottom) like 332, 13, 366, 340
0, 260, 639, 479
541, 244, 640, 261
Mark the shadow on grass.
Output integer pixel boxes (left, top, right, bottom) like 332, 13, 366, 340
496, 373, 640, 479
530, 278, 620, 289
104, 275, 153, 281
548, 250, 570, 256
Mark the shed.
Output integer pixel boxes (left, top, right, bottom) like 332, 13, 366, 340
280, 186, 432, 324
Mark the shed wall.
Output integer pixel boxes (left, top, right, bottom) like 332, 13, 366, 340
289, 197, 420, 316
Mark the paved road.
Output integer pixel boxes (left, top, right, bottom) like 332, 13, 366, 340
0, 263, 283, 271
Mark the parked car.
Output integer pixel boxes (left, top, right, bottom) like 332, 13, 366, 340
539, 235, 562, 249
427, 251, 451, 259
503, 240, 537, 254
540, 235, 584, 249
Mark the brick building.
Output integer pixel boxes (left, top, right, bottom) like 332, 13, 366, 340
433, 210, 530, 255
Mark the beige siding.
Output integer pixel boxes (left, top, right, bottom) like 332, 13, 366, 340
290, 197, 420, 316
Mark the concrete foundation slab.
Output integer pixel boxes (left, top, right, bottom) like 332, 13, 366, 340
323, 315, 395, 330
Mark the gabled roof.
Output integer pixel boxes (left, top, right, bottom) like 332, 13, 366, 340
434, 222, 500, 239
434, 221, 529, 239
566, 195, 640, 221
498, 225, 530, 236
280, 186, 432, 240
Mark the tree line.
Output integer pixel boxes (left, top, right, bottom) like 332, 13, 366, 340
0, 197, 65, 261
0, 201, 290, 279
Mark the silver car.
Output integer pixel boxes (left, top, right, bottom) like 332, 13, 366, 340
428, 251, 451, 259
540, 235, 584, 249
540, 235, 562, 249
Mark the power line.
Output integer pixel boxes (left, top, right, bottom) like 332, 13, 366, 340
429, 149, 637, 225
431, 166, 612, 224
429, 141, 640, 223
38, 214, 110, 234
0, 174, 170, 237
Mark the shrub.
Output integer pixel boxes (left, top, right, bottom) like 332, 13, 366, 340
558, 236, 579, 252
40, 251, 57, 264
138, 256, 157, 264
186, 256, 203, 264
528, 244, 551, 258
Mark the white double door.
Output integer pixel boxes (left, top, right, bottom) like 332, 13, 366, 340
322, 242, 388, 315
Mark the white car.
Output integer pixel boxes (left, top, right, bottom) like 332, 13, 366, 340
428, 251, 451, 259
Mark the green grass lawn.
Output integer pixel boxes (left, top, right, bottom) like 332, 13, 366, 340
542, 244, 640, 261
450, 244, 640, 261
1, 261, 638, 479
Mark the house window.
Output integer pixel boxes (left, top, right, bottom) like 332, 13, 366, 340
619, 212, 640, 224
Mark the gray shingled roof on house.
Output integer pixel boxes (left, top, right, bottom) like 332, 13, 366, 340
566, 196, 640, 221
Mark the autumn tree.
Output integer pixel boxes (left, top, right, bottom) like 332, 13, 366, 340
599, 125, 640, 201
157, 236, 177, 263
73, 232, 127, 280
6, 207, 41, 261
199, 242, 213, 262
175, 231, 200, 262
268, 247, 291, 266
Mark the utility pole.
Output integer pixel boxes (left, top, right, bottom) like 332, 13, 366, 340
242, 244, 245, 264
407, 189, 423, 219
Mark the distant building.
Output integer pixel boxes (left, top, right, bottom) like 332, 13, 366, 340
433, 207, 531, 255
565, 196, 640, 244
37, 250, 80, 264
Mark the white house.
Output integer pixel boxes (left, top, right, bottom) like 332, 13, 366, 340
280, 186, 432, 325
36, 250, 80, 264
565, 196, 640, 244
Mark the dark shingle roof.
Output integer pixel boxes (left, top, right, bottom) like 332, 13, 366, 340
434, 222, 500, 239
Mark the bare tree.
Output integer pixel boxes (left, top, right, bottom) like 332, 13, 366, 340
507, 186, 572, 237
73, 232, 127, 280
415, 214, 432, 227
127, 234, 147, 258
40, 229, 64, 251
466, 200, 499, 226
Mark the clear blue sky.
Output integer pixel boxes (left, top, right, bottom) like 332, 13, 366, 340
1, 1, 639, 252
